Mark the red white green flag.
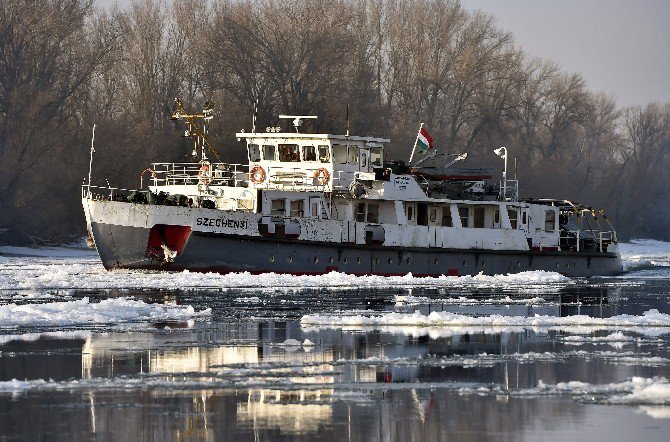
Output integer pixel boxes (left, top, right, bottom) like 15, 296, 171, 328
417, 127, 434, 153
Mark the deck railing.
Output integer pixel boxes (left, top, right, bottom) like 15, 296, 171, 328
559, 229, 616, 253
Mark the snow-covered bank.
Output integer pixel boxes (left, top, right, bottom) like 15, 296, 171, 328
0, 297, 210, 328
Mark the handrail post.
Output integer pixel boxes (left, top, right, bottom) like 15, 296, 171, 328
576, 230, 580, 252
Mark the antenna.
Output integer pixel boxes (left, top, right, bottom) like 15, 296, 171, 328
252, 98, 258, 134
278, 115, 317, 133
346, 104, 350, 137
87, 124, 96, 197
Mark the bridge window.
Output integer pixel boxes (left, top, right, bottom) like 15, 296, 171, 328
545, 209, 556, 232
271, 199, 285, 217
318, 145, 330, 163
278, 144, 300, 162
262, 144, 276, 161
370, 148, 383, 167
248, 144, 261, 162
333, 144, 347, 164
302, 145, 317, 161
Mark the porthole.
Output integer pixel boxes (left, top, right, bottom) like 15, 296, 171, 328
406, 258, 411, 265
566, 263, 570, 269
287, 256, 293, 263
375, 258, 380, 265
388, 258, 392, 265
463, 260, 467, 267
482, 261, 486, 267
556, 262, 559, 269
329, 257, 334, 264
269, 256, 275, 262
516, 261, 521, 268
343, 257, 348, 264
357, 257, 361, 264
434, 259, 439, 266
314, 257, 319, 263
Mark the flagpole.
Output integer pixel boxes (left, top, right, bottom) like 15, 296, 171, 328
409, 122, 423, 164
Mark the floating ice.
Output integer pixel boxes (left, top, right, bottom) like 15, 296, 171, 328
0, 250, 571, 291
0, 297, 210, 328
619, 239, 670, 274
301, 310, 670, 339
560, 331, 636, 343
394, 294, 546, 306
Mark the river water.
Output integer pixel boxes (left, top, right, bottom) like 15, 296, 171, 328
0, 240, 669, 441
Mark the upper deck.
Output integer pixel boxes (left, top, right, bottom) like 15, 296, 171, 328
236, 131, 390, 192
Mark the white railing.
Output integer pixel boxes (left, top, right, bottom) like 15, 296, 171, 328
559, 229, 616, 253
148, 162, 248, 188
499, 179, 519, 201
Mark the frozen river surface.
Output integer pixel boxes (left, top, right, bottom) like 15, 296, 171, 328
0, 240, 670, 440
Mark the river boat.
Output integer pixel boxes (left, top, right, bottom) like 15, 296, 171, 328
82, 101, 623, 277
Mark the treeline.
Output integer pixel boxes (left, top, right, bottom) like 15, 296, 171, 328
0, 0, 669, 244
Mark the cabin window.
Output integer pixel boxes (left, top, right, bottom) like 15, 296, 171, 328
458, 207, 470, 228
302, 145, 317, 161
271, 199, 285, 217
318, 145, 331, 163
262, 144, 277, 161
311, 202, 319, 217
521, 211, 527, 225
367, 204, 379, 223
508, 208, 518, 229
406, 204, 415, 222
494, 210, 500, 224
473, 207, 485, 228
429, 207, 437, 223
333, 144, 348, 164
248, 144, 261, 162
545, 210, 556, 232
290, 200, 304, 218
442, 207, 452, 227
360, 152, 368, 169
356, 203, 366, 222
370, 147, 383, 167
347, 145, 359, 164
278, 144, 300, 162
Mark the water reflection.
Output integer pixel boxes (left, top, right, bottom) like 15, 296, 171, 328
1, 284, 670, 440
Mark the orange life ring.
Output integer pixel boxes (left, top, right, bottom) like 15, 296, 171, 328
249, 165, 266, 184
314, 168, 330, 186
140, 168, 157, 184
198, 163, 212, 185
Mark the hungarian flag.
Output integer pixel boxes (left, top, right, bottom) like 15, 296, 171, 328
417, 127, 434, 153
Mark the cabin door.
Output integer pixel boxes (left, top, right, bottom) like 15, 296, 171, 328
359, 148, 370, 172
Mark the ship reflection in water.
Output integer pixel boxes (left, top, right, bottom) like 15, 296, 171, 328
1, 284, 670, 440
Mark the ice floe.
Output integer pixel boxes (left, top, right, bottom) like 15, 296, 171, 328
394, 294, 547, 306
0, 255, 573, 291
0, 297, 210, 328
301, 309, 670, 338
560, 331, 636, 343
619, 239, 670, 275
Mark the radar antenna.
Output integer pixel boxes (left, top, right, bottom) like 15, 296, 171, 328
170, 99, 221, 162
278, 115, 317, 133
